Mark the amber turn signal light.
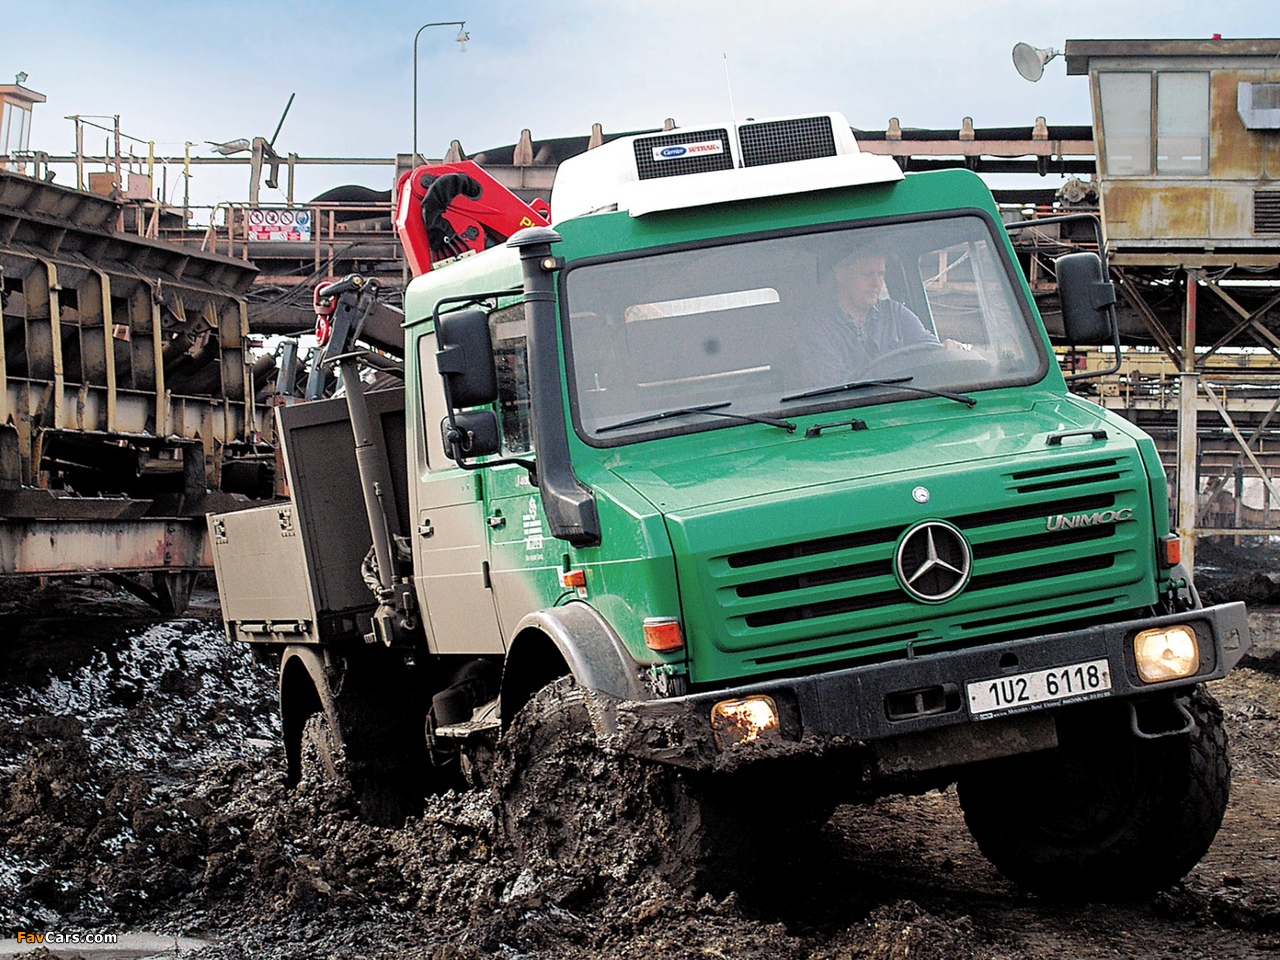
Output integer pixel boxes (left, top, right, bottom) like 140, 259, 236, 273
643, 616, 683, 652
559, 569, 587, 589
1161, 535, 1181, 567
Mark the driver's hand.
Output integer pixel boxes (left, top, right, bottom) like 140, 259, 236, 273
943, 339, 974, 352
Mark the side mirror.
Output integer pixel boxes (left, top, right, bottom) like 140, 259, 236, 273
441, 411, 501, 461
1056, 252, 1117, 344
436, 309, 497, 408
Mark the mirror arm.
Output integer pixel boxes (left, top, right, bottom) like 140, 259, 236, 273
1006, 215, 1121, 384
1065, 304, 1122, 382
443, 420, 537, 480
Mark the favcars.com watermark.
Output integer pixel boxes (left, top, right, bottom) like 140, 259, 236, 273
15, 931, 120, 945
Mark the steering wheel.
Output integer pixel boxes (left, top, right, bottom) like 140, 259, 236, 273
869, 340, 946, 374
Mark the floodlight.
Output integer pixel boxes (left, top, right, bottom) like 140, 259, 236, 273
1012, 42, 1061, 82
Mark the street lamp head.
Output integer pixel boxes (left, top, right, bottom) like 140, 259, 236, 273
455, 25, 469, 52
15, 71, 28, 85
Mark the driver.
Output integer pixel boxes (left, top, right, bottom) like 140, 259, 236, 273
803, 244, 941, 384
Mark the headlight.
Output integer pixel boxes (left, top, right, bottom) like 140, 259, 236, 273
1133, 625, 1199, 683
710, 695, 780, 749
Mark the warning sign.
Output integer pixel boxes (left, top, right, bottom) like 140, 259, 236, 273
246, 208, 311, 242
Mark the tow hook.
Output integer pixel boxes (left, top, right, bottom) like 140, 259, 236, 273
1127, 695, 1195, 740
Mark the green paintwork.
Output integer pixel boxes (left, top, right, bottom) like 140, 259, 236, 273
403, 168, 1168, 689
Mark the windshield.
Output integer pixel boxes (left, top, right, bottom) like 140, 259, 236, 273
563, 215, 1046, 444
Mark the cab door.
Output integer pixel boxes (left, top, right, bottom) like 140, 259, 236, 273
480, 306, 558, 637
411, 328, 504, 654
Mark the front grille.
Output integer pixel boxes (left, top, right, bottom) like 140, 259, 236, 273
1256, 192, 1280, 236
698, 455, 1151, 675
738, 116, 838, 167
633, 128, 734, 180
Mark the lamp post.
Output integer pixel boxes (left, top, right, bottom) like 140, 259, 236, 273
413, 20, 469, 165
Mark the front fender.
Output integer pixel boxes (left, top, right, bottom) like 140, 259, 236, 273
500, 601, 652, 726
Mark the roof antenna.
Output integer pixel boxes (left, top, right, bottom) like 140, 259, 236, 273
723, 53, 737, 126
724, 53, 744, 167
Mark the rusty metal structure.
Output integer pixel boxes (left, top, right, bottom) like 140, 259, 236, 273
0, 169, 272, 612
1061, 39, 1280, 568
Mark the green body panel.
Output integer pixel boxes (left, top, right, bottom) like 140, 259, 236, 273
483, 457, 684, 670
402, 168, 1168, 689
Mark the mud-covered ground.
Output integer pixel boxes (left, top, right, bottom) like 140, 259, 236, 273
0, 565, 1278, 960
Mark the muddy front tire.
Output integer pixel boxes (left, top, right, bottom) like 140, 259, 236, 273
494, 677, 829, 892
957, 687, 1229, 901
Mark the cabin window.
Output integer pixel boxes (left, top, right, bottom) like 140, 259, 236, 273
1098, 70, 1209, 176
1156, 72, 1209, 175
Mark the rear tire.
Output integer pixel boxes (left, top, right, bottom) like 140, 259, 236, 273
299, 711, 348, 786
283, 647, 433, 826
957, 686, 1229, 901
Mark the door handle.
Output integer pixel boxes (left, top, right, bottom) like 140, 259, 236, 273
417, 519, 434, 538
486, 514, 506, 529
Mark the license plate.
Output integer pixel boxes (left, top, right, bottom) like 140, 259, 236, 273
967, 658, 1112, 717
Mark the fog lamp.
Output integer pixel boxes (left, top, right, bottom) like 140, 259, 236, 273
711, 695, 780, 750
1133, 625, 1199, 683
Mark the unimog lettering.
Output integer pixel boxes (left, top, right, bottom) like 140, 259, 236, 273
1045, 507, 1135, 531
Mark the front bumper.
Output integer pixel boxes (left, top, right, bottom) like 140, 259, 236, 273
609, 602, 1250, 773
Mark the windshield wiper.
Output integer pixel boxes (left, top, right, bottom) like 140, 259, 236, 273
597, 401, 797, 434
780, 376, 976, 408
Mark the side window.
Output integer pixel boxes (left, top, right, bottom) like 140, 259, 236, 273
918, 239, 1031, 368
490, 305, 533, 455
920, 243, 986, 346
416, 330, 451, 470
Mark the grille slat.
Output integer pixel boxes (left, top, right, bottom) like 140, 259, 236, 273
970, 520, 1115, 560
727, 525, 900, 568
740, 553, 1117, 629
1009, 457, 1119, 481
735, 559, 889, 597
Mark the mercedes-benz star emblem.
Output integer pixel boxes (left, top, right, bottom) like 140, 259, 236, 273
912, 486, 930, 504
894, 520, 972, 603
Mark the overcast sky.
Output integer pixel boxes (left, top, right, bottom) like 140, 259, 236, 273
5, 0, 1278, 208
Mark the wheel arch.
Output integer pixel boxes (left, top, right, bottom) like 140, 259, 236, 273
499, 602, 651, 728
279, 644, 336, 786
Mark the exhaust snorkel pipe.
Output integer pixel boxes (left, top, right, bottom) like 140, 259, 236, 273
509, 227, 601, 548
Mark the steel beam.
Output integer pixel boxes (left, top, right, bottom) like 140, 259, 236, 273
0, 517, 212, 574
1200, 383, 1280, 520
1177, 272, 1200, 569
1114, 271, 1182, 367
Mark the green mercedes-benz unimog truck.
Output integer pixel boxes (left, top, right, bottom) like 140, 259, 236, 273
210, 112, 1250, 900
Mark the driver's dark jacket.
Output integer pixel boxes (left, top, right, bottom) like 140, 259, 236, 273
798, 297, 939, 384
